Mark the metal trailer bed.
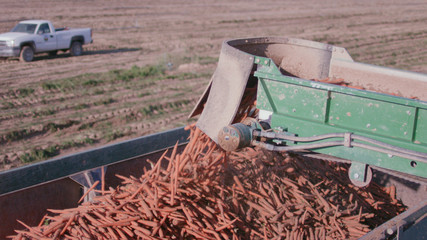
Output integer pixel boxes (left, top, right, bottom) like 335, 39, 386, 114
0, 127, 189, 238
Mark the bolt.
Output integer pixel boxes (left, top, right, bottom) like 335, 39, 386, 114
353, 173, 359, 179
386, 228, 394, 235
225, 136, 230, 141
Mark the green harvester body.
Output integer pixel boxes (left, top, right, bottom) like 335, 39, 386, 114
254, 55, 427, 179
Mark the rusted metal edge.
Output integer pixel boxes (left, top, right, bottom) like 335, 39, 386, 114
0, 127, 190, 196
358, 199, 427, 240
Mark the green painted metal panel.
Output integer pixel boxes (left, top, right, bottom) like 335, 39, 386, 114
415, 109, 427, 144
270, 114, 427, 178
328, 92, 416, 141
254, 56, 283, 75
254, 64, 427, 110
254, 56, 426, 179
257, 78, 275, 112
257, 78, 328, 123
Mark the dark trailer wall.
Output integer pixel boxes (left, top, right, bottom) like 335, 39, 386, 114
0, 127, 189, 238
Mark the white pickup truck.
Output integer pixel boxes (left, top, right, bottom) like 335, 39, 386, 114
0, 20, 92, 62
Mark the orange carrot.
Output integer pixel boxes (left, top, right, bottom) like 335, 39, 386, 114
78, 180, 100, 204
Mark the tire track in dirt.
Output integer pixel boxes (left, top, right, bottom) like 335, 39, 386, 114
1, 75, 207, 134
0, 66, 208, 168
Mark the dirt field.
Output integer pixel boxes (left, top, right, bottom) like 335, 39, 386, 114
1, 0, 426, 170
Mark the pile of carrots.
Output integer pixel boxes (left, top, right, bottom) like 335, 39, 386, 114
313, 77, 365, 90
313, 77, 419, 99
9, 124, 405, 239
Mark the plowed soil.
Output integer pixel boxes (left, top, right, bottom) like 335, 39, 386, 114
1, 0, 426, 170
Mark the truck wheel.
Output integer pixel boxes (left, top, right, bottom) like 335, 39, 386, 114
70, 41, 83, 56
20, 46, 34, 62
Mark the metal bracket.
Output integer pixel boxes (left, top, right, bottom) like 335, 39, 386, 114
349, 162, 367, 182
344, 132, 352, 147
348, 162, 372, 187
254, 57, 271, 66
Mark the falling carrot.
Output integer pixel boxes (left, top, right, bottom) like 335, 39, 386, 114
78, 180, 100, 204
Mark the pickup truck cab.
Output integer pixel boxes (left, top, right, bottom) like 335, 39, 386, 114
0, 20, 92, 62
